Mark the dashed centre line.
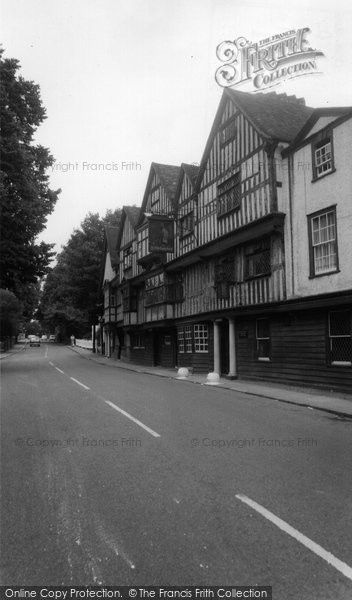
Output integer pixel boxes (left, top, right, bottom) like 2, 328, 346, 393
105, 400, 161, 438
47, 362, 159, 438
70, 377, 90, 390
236, 494, 352, 581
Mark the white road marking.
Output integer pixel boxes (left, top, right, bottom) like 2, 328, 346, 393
235, 494, 352, 581
70, 377, 90, 390
173, 498, 180, 504
105, 400, 160, 438
49, 362, 54, 367
55, 367, 65, 374
45, 347, 48, 359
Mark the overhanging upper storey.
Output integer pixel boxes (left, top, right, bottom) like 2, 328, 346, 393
136, 162, 180, 269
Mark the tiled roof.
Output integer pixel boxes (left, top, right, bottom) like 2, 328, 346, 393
124, 206, 141, 228
226, 89, 314, 142
153, 163, 181, 201
182, 163, 199, 188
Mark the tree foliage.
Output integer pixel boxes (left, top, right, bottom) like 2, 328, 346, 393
0, 49, 60, 299
0, 288, 21, 339
39, 209, 122, 340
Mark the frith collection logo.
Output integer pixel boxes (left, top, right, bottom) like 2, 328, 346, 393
215, 28, 324, 91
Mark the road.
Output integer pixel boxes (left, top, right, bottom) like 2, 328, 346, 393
1, 344, 352, 598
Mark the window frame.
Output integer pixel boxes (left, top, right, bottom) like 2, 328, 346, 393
178, 329, 185, 354
179, 211, 194, 239
307, 206, 339, 278
256, 318, 270, 361
132, 333, 145, 349
328, 310, 352, 366
185, 325, 192, 353
311, 129, 335, 181
244, 240, 271, 280
123, 244, 133, 271
220, 118, 237, 147
194, 324, 209, 353
217, 173, 241, 217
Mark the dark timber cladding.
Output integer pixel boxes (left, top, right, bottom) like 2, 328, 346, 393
100, 88, 352, 393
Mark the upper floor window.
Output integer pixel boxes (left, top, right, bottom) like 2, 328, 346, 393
123, 245, 132, 271
328, 310, 352, 366
179, 212, 194, 238
221, 119, 237, 146
245, 240, 271, 279
151, 185, 161, 206
308, 207, 338, 277
217, 173, 241, 217
137, 226, 148, 259
312, 131, 334, 180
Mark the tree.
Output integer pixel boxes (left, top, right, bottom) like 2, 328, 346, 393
0, 289, 21, 340
39, 209, 122, 340
0, 49, 60, 298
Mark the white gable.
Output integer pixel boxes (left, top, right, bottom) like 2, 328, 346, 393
303, 116, 337, 139
103, 252, 115, 282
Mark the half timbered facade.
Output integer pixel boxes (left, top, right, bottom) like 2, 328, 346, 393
100, 90, 352, 393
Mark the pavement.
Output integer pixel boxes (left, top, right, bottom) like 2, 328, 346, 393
67, 344, 352, 418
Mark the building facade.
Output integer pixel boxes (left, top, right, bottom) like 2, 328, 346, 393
100, 90, 352, 393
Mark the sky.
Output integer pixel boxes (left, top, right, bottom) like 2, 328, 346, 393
1, 0, 352, 255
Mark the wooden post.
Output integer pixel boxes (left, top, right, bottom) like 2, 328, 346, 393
227, 317, 237, 379
213, 321, 220, 375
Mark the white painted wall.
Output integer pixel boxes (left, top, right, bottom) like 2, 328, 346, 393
282, 117, 352, 299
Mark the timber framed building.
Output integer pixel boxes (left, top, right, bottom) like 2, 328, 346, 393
101, 90, 352, 393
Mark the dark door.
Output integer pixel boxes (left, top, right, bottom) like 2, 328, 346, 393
153, 331, 162, 366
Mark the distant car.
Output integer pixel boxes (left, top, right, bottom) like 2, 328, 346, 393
29, 336, 41, 347
41, 335, 48, 341
49, 335, 56, 342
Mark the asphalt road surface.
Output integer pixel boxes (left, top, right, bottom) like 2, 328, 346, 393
1, 344, 352, 598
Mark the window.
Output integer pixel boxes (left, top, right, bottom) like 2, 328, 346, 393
221, 119, 237, 145
313, 139, 333, 180
217, 173, 241, 216
215, 258, 236, 300
151, 186, 160, 206
123, 245, 132, 270
178, 329, 185, 353
329, 310, 352, 365
256, 318, 270, 361
132, 334, 144, 349
245, 240, 271, 279
194, 324, 208, 353
308, 208, 338, 277
179, 212, 194, 238
137, 226, 148, 259
185, 325, 192, 353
